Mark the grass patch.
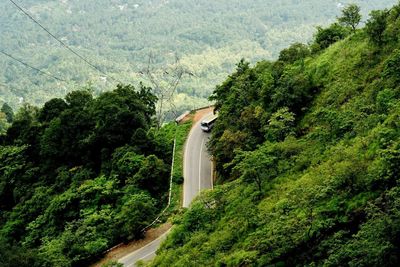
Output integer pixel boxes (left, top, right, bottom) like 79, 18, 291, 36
155, 117, 194, 222
167, 119, 193, 215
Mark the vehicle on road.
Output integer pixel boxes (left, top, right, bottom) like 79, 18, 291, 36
200, 113, 217, 132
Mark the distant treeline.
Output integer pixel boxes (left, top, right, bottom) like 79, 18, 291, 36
0, 0, 396, 113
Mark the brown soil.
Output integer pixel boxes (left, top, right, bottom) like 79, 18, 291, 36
180, 106, 214, 124
192, 106, 214, 124
179, 113, 193, 124
90, 223, 172, 267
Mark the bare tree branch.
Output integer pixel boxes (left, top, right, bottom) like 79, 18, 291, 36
142, 52, 192, 128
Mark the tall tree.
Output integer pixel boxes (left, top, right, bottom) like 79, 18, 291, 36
338, 4, 362, 32
366, 9, 389, 45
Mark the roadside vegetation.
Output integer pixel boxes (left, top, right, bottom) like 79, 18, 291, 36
0, 84, 177, 266
151, 3, 400, 266
165, 119, 193, 216
147, 118, 193, 224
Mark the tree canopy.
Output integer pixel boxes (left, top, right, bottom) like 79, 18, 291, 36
338, 4, 362, 32
0, 84, 176, 266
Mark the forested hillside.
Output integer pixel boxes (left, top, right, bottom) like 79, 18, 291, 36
151, 3, 400, 266
0, 85, 177, 266
0, 0, 396, 113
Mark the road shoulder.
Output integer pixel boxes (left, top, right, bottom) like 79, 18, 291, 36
90, 223, 172, 267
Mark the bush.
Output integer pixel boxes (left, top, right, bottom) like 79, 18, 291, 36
278, 43, 310, 64
365, 10, 389, 46
383, 49, 400, 84
312, 23, 349, 52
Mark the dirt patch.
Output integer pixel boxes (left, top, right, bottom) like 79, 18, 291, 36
179, 113, 193, 124
90, 223, 172, 267
179, 106, 213, 124
192, 107, 214, 124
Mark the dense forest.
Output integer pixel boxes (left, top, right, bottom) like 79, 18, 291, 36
151, 3, 400, 266
0, 0, 396, 114
0, 84, 177, 266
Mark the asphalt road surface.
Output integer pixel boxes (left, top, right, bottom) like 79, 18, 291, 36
118, 229, 171, 267
118, 113, 213, 266
183, 113, 214, 207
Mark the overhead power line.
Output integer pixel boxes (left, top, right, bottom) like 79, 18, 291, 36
0, 50, 67, 82
8, 0, 122, 84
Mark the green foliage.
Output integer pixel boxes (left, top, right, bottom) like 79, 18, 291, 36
1, 102, 14, 123
366, 9, 390, 45
382, 49, 400, 84
101, 260, 123, 267
0, 145, 30, 210
312, 23, 350, 52
0, 236, 37, 267
117, 192, 157, 240
0, 0, 395, 113
0, 111, 8, 135
111, 146, 145, 183
130, 155, 169, 197
338, 4, 362, 32
266, 107, 295, 141
37, 98, 67, 123
151, 3, 400, 266
278, 43, 310, 64
0, 84, 174, 265
171, 121, 193, 185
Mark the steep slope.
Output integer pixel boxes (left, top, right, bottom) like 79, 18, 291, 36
151, 4, 400, 267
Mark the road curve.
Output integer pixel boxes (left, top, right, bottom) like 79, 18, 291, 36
118, 229, 171, 267
118, 112, 213, 266
183, 112, 214, 207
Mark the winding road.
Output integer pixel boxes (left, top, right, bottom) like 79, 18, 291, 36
118, 112, 214, 266
183, 113, 214, 207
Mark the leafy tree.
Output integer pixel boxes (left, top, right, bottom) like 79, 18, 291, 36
89, 84, 156, 157
39, 103, 94, 168
116, 192, 157, 240
130, 155, 169, 197
312, 23, 349, 52
1, 103, 14, 123
278, 43, 310, 64
0, 85, 171, 265
65, 90, 93, 109
0, 236, 37, 267
272, 66, 315, 114
111, 146, 145, 183
366, 9, 389, 45
5, 103, 40, 148
0, 145, 29, 210
338, 4, 362, 32
213, 130, 249, 177
37, 98, 67, 123
266, 107, 295, 141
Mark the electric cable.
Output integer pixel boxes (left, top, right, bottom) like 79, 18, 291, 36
8, 0, 122, 84
0, 50, 67, 82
